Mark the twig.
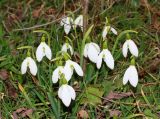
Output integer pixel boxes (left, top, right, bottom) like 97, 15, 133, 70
12, 18, 61, 32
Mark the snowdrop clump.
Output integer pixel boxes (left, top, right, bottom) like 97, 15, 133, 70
19, 16, 140, 107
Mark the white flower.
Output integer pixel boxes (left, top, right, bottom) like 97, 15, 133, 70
102, 26, 117, 38
52, 66, 64, 83
36, 42, 52, 62
123, 65, 138, 87
60, 17, 73, 34
122, 39, 138, 57
74, 15, 83, 31
63, 60, 83, 81
21, 57, 37, 76
96, 49, 114, 69
84, 42, 100, 63
61, 43, 74, 55
58, 84, 76, 107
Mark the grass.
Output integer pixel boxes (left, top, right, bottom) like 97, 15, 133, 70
0, 0, 160, 118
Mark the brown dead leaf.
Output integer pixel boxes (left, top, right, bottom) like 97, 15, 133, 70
109, 110, 121, 117
5, 81, 18, 99
46, 8, 56, 15
12, 108, 33, 119
148, 58, 160, 73
77, 110, 89, 119
32, 4, 45, 18
103, 91, 132, 103
0, 69, 9, 80
138, 68, 146, 79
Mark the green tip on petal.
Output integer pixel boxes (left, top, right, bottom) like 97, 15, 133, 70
41, 35, 46, 42
130, 57, 135, 65
27, 50, 31, 57
126, 33, 131, 40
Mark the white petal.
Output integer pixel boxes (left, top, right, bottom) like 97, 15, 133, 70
128, 66, 138, 87
42, 42, 52, 60
60, 85, 72, 107
64, 24, 71, 34
28, 57, 37, 76
74, 15, 83, 29
72, 61, 83, 76
122, 40, 129, 58
128, 40, 138, 57
87, 43, 100, 63
84, 43, 89, 58
96, 52, 103, 69
102, 26, 110, 38
58, 85, 63, 99
63, 63, 73, 81
21, 58, 28, 74
67, 85, 76, 100
103, 49, 114, 70
60, 17, 67, 26
52, 66, 63, 83
123, 67, 130, 85
36, 43, 45, 62
111, 27, 117, 35
68, 45, 74, 55
61, 43, 68, 53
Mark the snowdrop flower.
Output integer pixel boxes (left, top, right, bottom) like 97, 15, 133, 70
60, 17, 73, 34
122, 39, 138, 57
123, 65, 138, 87
84, 42, 100, 63
58, 84, 76, 107
96, 49, 114, 69
63, 60, 83, 81
36, 42, 52, 62
102, 26, 117, 38
21, 57, 37, 76
74, 15, 83, 31
61, 43, 74, 55
52, 66, 64, 83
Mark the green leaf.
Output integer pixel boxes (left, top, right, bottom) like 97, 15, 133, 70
80, 86, 104, 105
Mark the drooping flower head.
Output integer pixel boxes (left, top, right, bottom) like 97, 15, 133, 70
21, 57, 37, 76
74, 15, 83, 31
52, 66, 64, 83
102, 26, 117, 39
63, 59, 83, 81
61, 43, 74, 56
122, 39, 138, 58
123, 65, 138, 87
84, 42, 100, 63
60, 16, 73, 34
96, 49, 114, 69
58, 84, 76, 107
36, 42, 52, 62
